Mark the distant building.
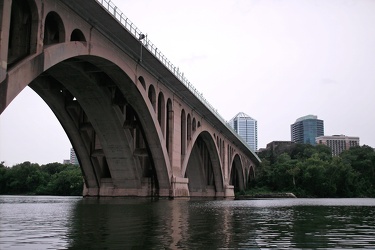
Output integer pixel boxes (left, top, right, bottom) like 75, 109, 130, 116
316, 135, 359, 156
70, 148, 79, 165
229, 112, 258, 152
63, 159, 70, 164
291, 115, 324, 145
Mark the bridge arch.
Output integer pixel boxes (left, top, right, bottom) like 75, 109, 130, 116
182, 129, 224, 197
247, 165, 255, 188
230, 154, 245, 193
3, 41, 172, 196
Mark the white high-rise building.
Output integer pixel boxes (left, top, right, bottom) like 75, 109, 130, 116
229, 112, 258, 152
70, 148, 79, 165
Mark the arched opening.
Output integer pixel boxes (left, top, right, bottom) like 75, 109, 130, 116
184, 132, 224, 197
181, 109, 186, 157
192, 118, 196, 132
11, 56, 168, 197
187, 114, 191, 142
221, 140, 225, 163
248, 166, 255, 188
70, 29, 86, 42
0, 86, 72, 166
138, 76, 146, 90
157, 92, 165, 136
44, 11, 65, 45
166, 99, 173, 156
7, 0, 37, 67
148, 84, 156, 111
230, 154, 244, 193
219, 138, 222, 154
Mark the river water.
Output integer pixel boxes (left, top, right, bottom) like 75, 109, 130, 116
0, 196, 374, 249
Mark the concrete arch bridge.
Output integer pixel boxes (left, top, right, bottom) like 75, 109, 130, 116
0, 0, 260, 198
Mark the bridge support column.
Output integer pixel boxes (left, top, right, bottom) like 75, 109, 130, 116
82, 183, 99, 197
170, 176, 189, 198
224, 185, 235, 198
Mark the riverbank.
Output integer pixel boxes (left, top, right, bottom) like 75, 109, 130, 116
237, 192, 297, 199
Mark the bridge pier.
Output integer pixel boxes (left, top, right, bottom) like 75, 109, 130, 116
170, 176, 190, 198
224, 185, 235, 198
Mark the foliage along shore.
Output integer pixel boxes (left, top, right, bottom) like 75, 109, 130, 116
237, 192, 297, 199
1, 144, 374, 198
249, 144, 375, 198
0, 161, 83, 196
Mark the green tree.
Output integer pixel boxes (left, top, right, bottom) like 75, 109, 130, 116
44, 165, 83, 195
341, 145, 375, 197
0, 161, 83, 196
327, 157, 358, 197
0, 161, 8, 194
5, 162, 44, 194
298, 154, 325, 197
271, 153, 298, 191
41, 162, 65, 175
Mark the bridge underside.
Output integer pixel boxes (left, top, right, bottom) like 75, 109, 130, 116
28, 56, 171, 197
185, 132, 225, 197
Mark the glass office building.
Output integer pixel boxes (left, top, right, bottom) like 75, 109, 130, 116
291, 115, 324, 145
229, 112, 258, 152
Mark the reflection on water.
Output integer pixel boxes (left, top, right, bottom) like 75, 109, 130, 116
1, 196, 375, 249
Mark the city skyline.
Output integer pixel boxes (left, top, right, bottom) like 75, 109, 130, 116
1, 0, 375, 165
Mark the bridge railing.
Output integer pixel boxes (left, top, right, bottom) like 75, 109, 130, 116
95, 0, 257, 155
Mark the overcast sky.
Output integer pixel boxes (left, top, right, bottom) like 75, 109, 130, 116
1, 0, 374, 166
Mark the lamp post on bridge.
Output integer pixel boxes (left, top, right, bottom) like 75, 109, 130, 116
139, 33, 146, 63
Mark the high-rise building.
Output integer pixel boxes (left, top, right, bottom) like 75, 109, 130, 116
316, 135, 359, 156
70, 148, 79, 165
229, 112, 258, 152
291, 115, 324, 145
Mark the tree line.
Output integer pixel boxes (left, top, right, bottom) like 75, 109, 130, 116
1, 144, 374, 197
0, 161, 83, 196
252, 144, 375, 198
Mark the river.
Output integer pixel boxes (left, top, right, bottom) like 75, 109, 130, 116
0, 196, 374, 249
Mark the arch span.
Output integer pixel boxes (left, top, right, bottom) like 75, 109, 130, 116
3, 41, 172, 197
182, 129, 224, 197
230, 154, 245, 193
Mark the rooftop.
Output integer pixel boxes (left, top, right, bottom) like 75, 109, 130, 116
230, 112, 257, 121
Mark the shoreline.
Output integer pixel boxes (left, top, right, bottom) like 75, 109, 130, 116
237, 192, 297, 199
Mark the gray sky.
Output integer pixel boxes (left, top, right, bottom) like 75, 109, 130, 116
1, 0, 375, 166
